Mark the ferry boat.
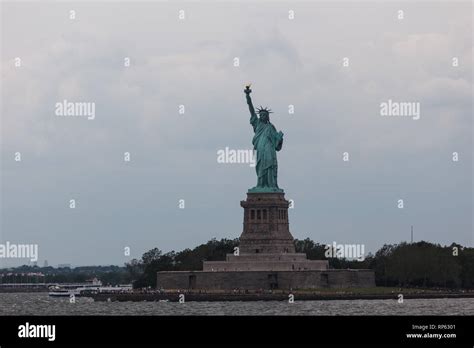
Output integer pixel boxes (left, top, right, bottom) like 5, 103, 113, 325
48, 278, 102, 297
48, 279, 133, 297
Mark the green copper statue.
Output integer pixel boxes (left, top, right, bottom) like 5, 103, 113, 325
244, 85, 284, 193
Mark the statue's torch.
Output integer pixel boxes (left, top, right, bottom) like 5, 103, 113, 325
245, 83, 252, 94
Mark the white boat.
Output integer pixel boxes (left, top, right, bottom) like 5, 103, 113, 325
48, 287, 90, 297
48, 279, 102, 297
48, 281, 133, 297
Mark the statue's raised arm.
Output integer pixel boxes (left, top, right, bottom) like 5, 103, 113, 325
244, 85, 258, 131
244, 85, 256, 115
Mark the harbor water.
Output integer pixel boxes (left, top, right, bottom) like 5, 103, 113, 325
1, 293, 473, 315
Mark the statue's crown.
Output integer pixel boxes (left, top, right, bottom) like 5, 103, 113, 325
257, 106, 273, 114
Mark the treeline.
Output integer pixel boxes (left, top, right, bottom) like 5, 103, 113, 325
126, 238, 474, 289
295, 239, 474, 288
371, 242, 474, 288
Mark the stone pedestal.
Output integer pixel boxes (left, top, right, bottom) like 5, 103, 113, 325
203, 191, 329, 272
239, 192, 295, 254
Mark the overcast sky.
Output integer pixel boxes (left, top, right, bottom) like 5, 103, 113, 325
1, 1, 472, 267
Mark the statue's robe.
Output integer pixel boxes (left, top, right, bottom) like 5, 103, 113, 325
250, 113, 283, 189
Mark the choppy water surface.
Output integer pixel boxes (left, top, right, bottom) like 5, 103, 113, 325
1, 293, 473, 315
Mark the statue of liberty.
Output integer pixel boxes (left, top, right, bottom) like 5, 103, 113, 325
244, 85, 284, 192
